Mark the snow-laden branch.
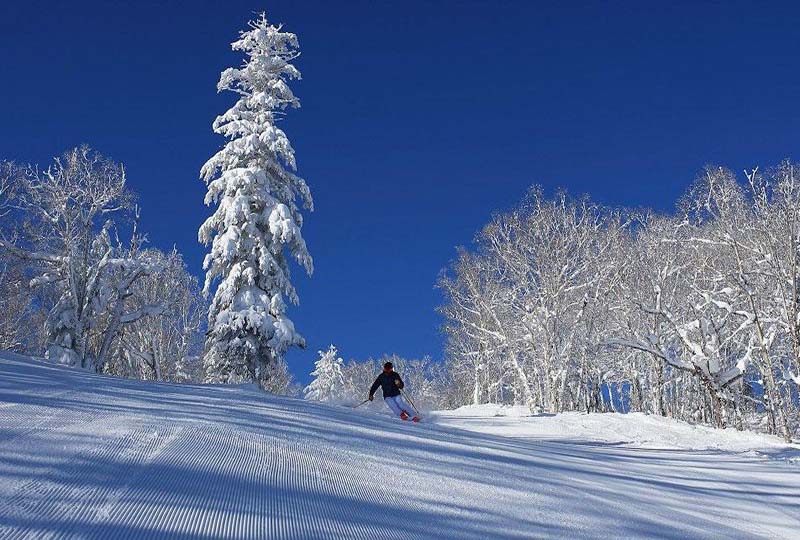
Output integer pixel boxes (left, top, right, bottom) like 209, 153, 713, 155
0, 239, 66, 264
120, 303, 165, 324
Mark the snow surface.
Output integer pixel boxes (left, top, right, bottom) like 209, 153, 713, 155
1, 352, 799, 540
434, 405, 800, 460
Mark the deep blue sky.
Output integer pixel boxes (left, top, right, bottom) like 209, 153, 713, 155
2, 1, 799, 383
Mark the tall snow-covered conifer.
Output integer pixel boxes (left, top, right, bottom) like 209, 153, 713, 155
199, 13, 313, 386
304, 345, 345, 402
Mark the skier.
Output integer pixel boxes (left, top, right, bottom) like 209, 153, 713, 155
368, 362, 420, 422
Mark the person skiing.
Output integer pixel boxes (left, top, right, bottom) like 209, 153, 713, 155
368, 362, 419, 422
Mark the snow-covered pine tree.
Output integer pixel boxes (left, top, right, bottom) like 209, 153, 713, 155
304, 345, 345, 402
199, 13, 313, 387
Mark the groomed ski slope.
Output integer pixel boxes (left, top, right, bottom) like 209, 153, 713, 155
1, 352, 798, 540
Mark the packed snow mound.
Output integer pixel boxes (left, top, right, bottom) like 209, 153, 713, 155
1, 352, 799, 540
435, 405, 799, 459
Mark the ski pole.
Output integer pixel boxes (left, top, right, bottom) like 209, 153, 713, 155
401, 390, 421, 415
352, 399, 370, 409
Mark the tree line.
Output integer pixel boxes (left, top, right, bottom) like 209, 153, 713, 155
0, 147, 205, 382
437, 165, 800, 440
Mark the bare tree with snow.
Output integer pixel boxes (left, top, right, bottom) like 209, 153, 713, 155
104, 247, 206, 382
0, 147, 167, 370
439, 171, 800, 439
0, 161, 34, 351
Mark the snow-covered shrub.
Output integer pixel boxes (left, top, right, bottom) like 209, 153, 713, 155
304, 345, 345, 402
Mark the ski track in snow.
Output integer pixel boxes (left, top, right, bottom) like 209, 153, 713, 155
0, 352, 798, 540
